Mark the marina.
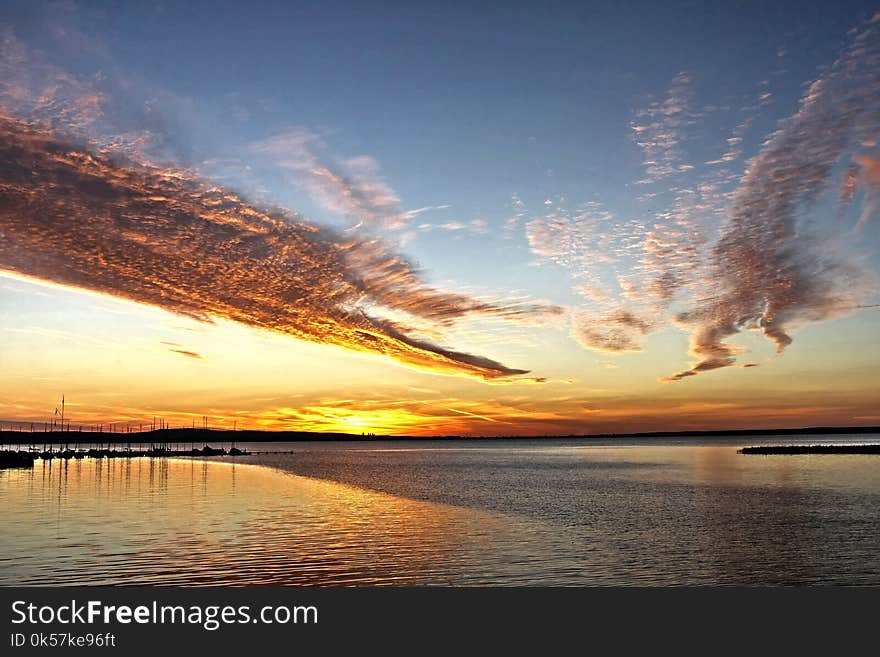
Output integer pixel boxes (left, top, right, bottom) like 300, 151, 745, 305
0, 428, 254, 468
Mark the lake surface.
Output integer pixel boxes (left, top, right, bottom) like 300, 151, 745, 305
2, 435, 879, 585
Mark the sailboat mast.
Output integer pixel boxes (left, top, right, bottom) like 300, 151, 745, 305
61, 394, 66, 450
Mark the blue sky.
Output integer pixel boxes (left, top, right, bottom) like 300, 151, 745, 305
9, 1, 875, 195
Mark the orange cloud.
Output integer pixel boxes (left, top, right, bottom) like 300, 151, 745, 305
0, 116, 554, 381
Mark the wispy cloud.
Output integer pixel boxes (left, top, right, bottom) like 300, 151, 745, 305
0, 26, 201, 166
525, 199, 691, 346
631, 71, 697, 184
0, 26, 103, 134
663, 14, 880, 381
852, 152, 880, 233
252, 130, 412, 231
404, 204, 451, 219
526, 202, 620, 271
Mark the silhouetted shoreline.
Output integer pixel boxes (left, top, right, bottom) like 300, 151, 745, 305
1, 424, 878, 446
740, 444, 880, 455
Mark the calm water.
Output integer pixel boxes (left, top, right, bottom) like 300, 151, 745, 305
1, 435, 879, 585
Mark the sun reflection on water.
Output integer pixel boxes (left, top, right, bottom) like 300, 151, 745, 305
0, 457, 563, 586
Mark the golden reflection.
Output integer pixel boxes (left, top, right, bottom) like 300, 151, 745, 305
0, 458, 534, 585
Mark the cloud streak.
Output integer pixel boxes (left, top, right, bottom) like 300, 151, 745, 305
170, 349, 203, 360
0, 116, 553, 381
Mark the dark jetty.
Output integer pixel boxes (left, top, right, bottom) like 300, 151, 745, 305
0, 450, 36, 469
740, 444, 880, 455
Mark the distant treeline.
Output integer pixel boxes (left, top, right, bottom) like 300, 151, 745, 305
1, 425, 878, 445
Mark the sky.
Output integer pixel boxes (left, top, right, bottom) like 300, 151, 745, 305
1, 0, 879, 435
